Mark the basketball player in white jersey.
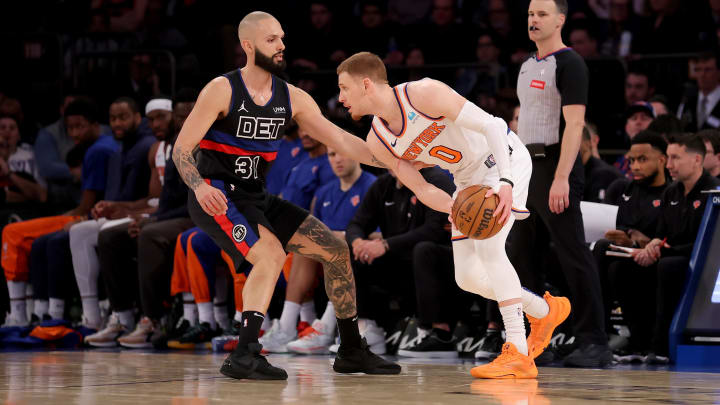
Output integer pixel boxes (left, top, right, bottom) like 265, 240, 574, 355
335, 52, 571, 379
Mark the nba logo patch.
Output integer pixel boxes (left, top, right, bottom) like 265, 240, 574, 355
530, 80, 545, 90
652, 199, 660, 207
351, 195, 360, 207
410, 196, 417, 205
291, 146, 300, 157
693, 200, 701, 209
484, 154, 496, 168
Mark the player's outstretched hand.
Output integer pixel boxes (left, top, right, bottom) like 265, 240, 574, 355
195, 182, 228, 216
487, 184, 512, 225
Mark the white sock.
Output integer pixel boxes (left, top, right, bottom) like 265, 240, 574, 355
522, 288, 549, 319
279, 301, 300, 332
197, 302, 216, 329
33, 299, 49, 319
499, 303, 528, 356
8, 281, 27, 322
261, 313, 272, 331
25, 285, 33, 321
117, 310, 135, 330
234, 311, 243, 323
300, 301, 316, 323
182, 292, 198, 325
213, 300, 230, 331
49, 298, 65, 320
320, 301, 336, 329
81, 296, 101, 327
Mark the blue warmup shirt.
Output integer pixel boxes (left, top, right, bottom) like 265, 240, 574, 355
265, 137, 308, 195
280, 154, 334, 210
313, 171, 376, 231
81, 133, 120, 194
104, 130, 156, 202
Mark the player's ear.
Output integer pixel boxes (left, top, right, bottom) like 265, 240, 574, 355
557, 13, 565, 28
362, 77, 372, 92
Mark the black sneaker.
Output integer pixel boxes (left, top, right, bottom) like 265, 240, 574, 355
220, 342, 288, 380
155, 318, 192, 349
398, 329, 457, 358
333, 338, 402, 374
563, 343, 614, 368
474, 329, 504, 361
613, 348, 645, 364
224, 320, 241, 336
168, 322, 221, 349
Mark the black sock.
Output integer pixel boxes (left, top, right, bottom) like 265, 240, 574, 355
337, 315, 362, 348
238, 311, 264, 346
433, 328, 452, 342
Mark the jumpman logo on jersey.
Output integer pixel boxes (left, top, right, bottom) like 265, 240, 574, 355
238, 100, 248, 113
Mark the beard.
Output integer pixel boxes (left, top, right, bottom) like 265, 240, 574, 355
634, 168, 660, 187
255, 48, 286, 76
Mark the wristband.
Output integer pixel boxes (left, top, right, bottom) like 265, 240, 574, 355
499, 178, 514, 187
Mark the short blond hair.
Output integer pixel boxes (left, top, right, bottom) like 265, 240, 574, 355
336, 52, 388, 84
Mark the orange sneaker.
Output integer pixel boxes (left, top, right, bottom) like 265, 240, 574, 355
526, 291, 571, 359
470, 343, 538, 379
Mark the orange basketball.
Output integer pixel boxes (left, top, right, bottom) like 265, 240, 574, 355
451, 185, 503, 240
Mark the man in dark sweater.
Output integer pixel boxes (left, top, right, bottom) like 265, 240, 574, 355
591, 131, 669, 357
617, 134, 720, 363
582, 125, 622, 202
345, 167, 454, 336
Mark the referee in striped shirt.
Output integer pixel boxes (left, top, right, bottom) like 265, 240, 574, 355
508, 0, 612, 367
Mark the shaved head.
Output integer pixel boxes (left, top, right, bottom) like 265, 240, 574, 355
238, 11, 276, 41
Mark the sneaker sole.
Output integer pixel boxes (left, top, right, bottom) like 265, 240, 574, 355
474, 350, 499, 360
220, 364, 288, 380
287, 345, 331, 354
119, 342, 153, 349
332, 363, 401, 375
398, 349, 458, 358
85, 341, 119, 348
167, 341, 197, 350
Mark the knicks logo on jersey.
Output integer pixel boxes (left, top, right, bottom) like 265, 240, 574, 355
236, 116, 285, 140
401, 122, 446, 160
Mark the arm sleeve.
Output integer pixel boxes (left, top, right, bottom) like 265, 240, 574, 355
34, 130, 72, 180
345, 179, 384, 244
556, 53, 589, 106
454, 101, 512, 179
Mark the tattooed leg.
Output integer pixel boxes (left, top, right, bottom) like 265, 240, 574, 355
286, 215, 357, 318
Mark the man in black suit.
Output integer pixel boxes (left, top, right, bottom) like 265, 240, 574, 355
677, 53, 720, 131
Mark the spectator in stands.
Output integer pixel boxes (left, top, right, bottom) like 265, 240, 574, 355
0, 115, 46, 209
456, 30, 509, 99
265, 123, 308, 196
289, 1, 346, 71
646, 113, 684, 139
405, 46, 427, 82
508, 104, 520, 134
615, 102, 656, 177
677, 53, 720, 132
1, 98, 119, 327
343, 167, 454, 350
593, 131, 669, 354
412, 0, 473, 68
90, 0, 149, 32
625, 69, 655, 107
582, 125, 622, 202
648, 95, 670, 116
279, 130, 333, 210
600, 0, 640, 57
264, 147, 377, 354
699, 129, 720, 178
569, 20, 625, 134
633, 0, 698, 54
351, 1, 405, 66
67, 97, 156, 337
622, 134, 720, 364
34, 95, 106, 211
387, 0, 432, 26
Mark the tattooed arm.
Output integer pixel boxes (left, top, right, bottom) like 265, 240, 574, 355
288, 84, 386, 169
286, 216, 357, 318
172, 76, 230, 216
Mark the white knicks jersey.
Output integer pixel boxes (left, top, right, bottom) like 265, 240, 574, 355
371, 83, 523, 188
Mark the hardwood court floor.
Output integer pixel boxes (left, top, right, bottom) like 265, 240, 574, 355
1, 351, 719, 404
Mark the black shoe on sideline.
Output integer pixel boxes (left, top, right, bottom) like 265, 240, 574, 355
563, 343, 614, 368
220, 342, 288, 380
334, 338, 402, 375
398, 329, 458, 358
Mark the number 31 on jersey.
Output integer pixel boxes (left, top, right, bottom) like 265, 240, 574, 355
234, 155, 260, 179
